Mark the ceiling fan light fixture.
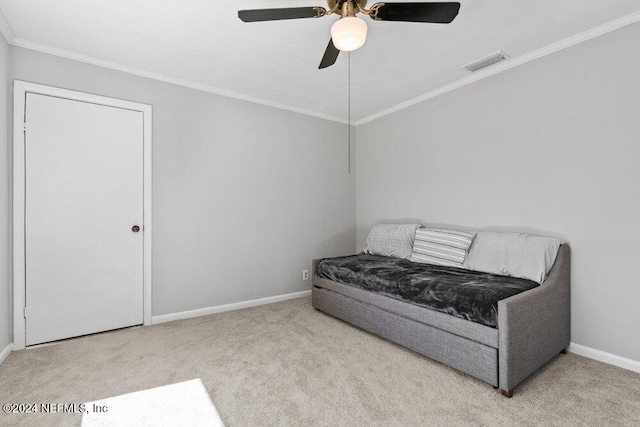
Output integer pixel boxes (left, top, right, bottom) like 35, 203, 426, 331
238, 1, 461, 69
331, 16, 367, 51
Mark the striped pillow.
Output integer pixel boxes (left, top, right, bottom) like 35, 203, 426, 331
410, 228, 474, 268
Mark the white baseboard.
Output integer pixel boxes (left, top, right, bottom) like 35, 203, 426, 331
0, 343, 13, 366
7, 297, 638, 377
152, 290, 311, 324
569, 342, 640, 374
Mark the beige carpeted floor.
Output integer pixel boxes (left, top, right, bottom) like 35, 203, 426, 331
1, 296, 639, 426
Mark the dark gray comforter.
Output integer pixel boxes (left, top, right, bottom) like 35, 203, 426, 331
315, 254, 539, 328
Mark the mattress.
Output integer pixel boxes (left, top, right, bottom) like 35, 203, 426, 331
315, 254, 539, 328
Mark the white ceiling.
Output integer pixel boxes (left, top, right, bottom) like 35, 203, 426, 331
0, 0, 639, 123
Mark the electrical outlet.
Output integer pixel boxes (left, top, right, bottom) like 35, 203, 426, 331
302, 270, 309, 281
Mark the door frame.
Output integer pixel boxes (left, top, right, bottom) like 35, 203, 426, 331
12, 81, 153, 350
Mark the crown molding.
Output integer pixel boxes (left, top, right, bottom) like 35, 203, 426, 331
0, 9, 14, 43
2, 8, 639, 127
9, 37, 348, 125
355, 11, 640, 126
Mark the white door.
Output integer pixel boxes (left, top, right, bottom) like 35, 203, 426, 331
24, 93, 144, 346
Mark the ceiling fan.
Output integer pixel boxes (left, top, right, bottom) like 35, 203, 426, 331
238, 1, 460, 69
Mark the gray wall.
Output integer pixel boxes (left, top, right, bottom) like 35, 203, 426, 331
10, 47, 356, 317
0, 34, 9, 351
356, 23, 640, 362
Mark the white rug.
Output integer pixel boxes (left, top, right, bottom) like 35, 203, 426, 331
82, 379, 224, 427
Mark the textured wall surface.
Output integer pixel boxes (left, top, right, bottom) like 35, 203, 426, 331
10, 46, 356, 317
4, 19, 640, 368
356, 23, 640, 362
0, 33, 9, 353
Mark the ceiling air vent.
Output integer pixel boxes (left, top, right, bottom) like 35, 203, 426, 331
462, 50, 510, 72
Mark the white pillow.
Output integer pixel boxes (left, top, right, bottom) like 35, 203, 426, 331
410, 228, 474, 268
462, 231, 561, 284
364, 223, 421, 259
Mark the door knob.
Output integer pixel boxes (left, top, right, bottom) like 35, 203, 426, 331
132, 225, 140, 233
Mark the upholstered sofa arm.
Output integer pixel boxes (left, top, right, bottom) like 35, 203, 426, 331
497, 244, 571, 395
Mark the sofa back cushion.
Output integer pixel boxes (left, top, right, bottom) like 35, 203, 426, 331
463, 231, 561, 284
365, 223, 420, 259
409, 228, 474, 268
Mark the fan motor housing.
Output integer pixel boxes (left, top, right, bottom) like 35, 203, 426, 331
327, 0, 368, 12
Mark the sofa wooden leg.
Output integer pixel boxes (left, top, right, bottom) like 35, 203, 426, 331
560, 348, 567, 354
500, 388, 514, 398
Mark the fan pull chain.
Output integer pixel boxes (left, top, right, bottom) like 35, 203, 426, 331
348, 51, 351, 175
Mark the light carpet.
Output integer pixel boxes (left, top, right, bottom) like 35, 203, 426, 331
0, 296, 639, 426
82, 379, 223, 427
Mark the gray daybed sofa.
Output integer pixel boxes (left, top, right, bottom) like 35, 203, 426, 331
311, 244, 570, 397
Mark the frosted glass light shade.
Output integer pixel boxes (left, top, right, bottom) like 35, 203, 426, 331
331, 17, 367, 51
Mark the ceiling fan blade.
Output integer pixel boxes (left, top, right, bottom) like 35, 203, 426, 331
368, 2, 460, 23
319, 39, 340, 69
238, 7, 326, 22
